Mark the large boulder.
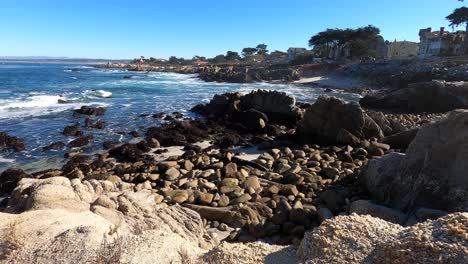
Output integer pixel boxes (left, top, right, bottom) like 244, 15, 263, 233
73, 106, 106, 117
380, 128, 418, 150
0, 132, 26, 151
192, 90, 303, 126
146, 120, 215, 147
239, 90, 303, 123
0, 177, 215, 263
298, 213, 468, 264
362, 110, 468, 212
360, 80, 468, 113
297, 96, 383, 146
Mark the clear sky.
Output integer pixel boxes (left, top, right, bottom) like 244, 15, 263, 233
0, 0, 465, 59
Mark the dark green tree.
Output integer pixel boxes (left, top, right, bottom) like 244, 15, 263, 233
241, 47, 257, 57
192, 55, 206, 61
210, 54, 227, 64
168, 56, 178, 64
308, 25, 381, 59
256, 44, 269, 55
225, 51, 241, 61
447, 6, 468, 54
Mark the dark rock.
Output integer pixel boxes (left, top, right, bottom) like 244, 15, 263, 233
298, 96, 383, 146
380, 129, 418, 150
217, 133, 241, 149
146, 120, 214, 147
62, 155, 90, 175
128, 131, 140, 137
0, 132, 26, 152
103, 141, 117, 149
42, 141, 65, 151
0, 168, 30, 195
63, 123, 82, 137
67, 135, 93, 148
360, 80, 468, 113
73, 106, 106, 117
109, 143, 147, 163
152, 112, 165, 119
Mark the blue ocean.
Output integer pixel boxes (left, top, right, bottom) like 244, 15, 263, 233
0, 62, 360, 171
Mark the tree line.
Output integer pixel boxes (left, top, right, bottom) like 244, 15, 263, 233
135, 1, 468, 66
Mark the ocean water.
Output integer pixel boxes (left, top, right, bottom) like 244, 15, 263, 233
0, 62, 361, 172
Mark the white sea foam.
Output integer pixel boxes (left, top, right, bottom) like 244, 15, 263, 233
84, 90, 113, 98
0, 94, 109, 119
0, 95, 66, 110
0, 156, 15, 163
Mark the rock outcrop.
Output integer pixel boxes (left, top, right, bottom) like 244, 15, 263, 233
0, 132, 26, 152
360, 80, 468, 113
192, 90, 303, 129
297, 96, 384, 146
73, 106, 106, 117
0, 177, 214, 263
298, 213, 468, 264
362, 109, 468, 212
198, 66, 300, 83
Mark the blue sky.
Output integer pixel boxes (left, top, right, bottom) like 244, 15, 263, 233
0, 0, 465, 59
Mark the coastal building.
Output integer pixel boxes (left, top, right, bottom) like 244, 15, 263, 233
287, 47, 308, 61
387, 41, 419, 59
418, 27, 465, 58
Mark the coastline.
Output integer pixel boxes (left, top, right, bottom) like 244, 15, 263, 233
1, 61, 467, 263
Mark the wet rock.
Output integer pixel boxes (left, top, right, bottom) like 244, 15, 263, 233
108, 143, 146, 163
42, 141, 65, 151
73, 106, 106, 117
63, 123, 83, 137
67, 135, 93, 148
103, 141, 117, 149
0, 132, 26, 152
146, 120, 213, 147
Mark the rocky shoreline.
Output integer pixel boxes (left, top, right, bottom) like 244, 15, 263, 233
0, 81, 467, 262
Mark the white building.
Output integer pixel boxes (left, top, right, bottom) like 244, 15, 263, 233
418, 27, 465, 58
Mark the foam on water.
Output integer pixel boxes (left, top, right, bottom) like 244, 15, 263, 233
84, 89, 113, 98
0, 94, 109, 120
0, 156, 15, 163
